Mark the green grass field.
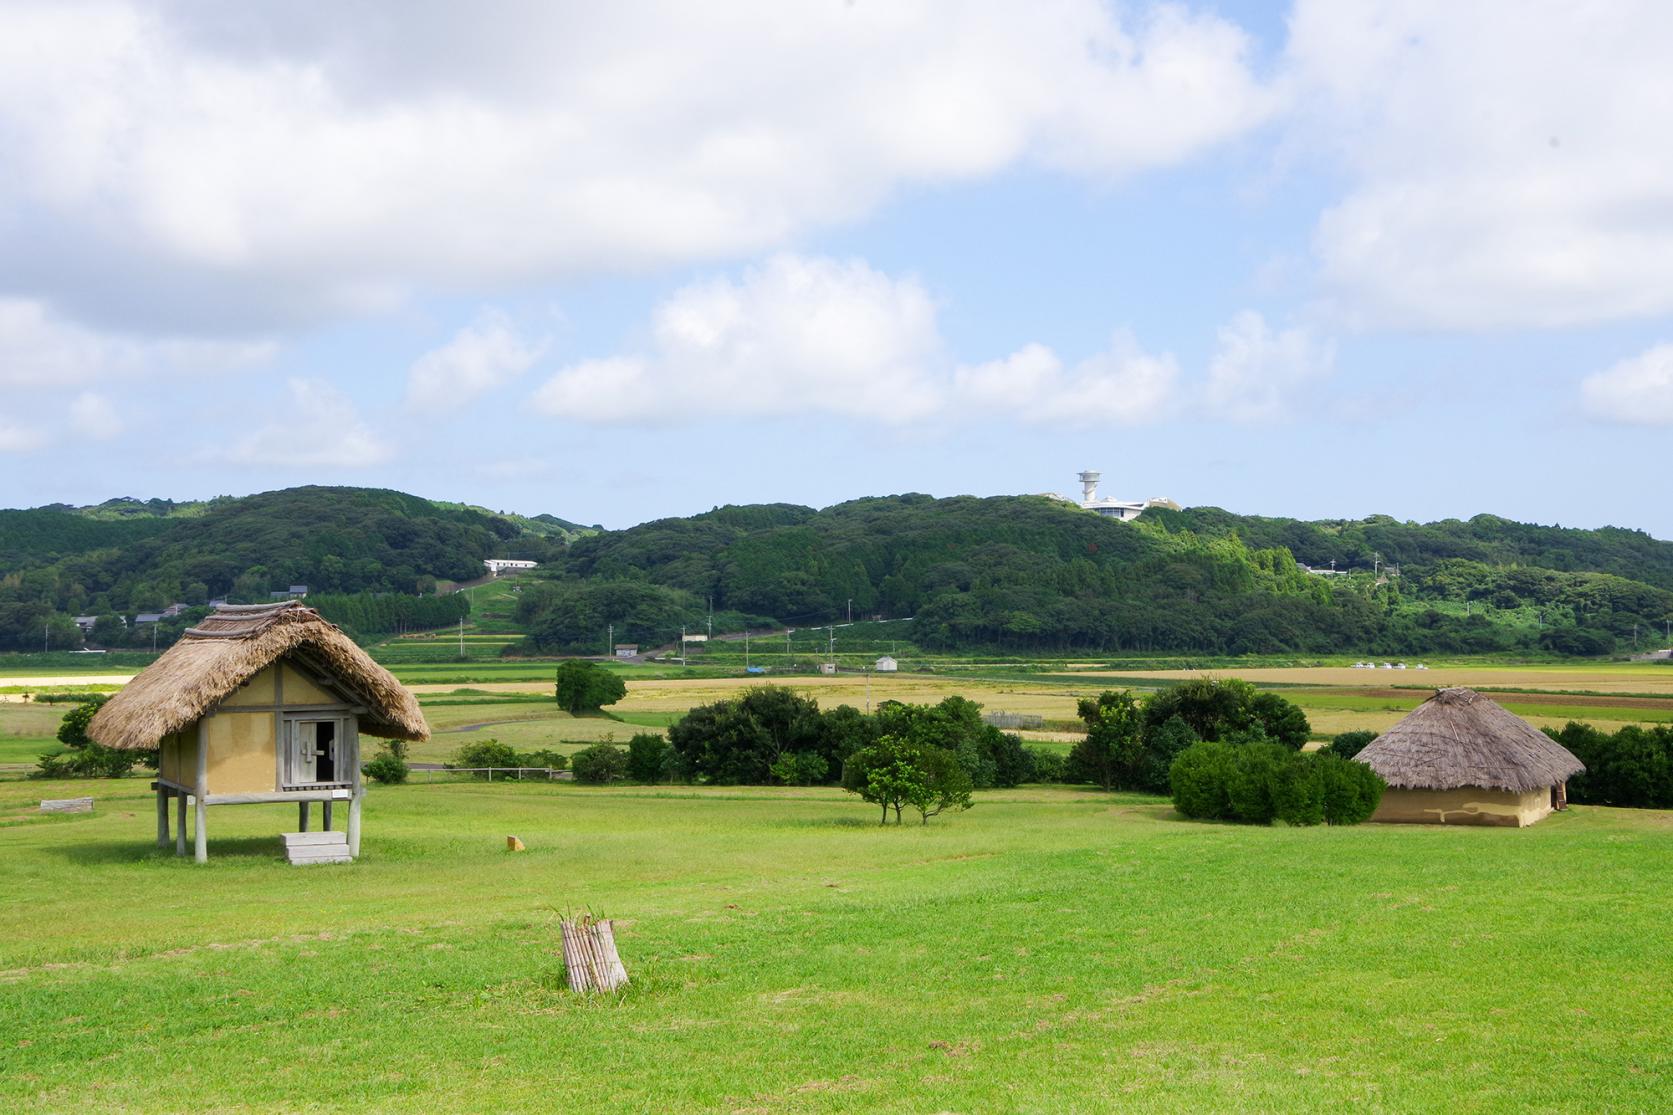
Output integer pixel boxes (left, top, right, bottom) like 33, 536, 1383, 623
2, 778, 1669, 1111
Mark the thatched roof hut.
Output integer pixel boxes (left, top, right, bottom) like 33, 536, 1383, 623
89, 601, 428, 862
1354, 687, 1583, 826
89, 601, 427, 751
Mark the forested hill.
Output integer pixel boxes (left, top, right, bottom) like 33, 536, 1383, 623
0, 487, 581, 647
6, 485, 1673, 658
516, 495, 1673, 657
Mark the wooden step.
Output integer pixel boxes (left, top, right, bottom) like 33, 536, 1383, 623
283, 830, 352, 865
282, 831, 349, 848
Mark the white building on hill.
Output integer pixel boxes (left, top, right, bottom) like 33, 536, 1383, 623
484, 559, 539, 576
1072, 471, 1178, 521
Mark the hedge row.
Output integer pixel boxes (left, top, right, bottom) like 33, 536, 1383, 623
1170, 741, 1385, 825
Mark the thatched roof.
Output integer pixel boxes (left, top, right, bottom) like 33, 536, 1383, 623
88, 601, 429, 750
1354, 687, 1583, 793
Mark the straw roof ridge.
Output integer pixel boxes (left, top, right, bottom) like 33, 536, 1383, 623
88, 601, 428, 750
1353, 686, 1583, 793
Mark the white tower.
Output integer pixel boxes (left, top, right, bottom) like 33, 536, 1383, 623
1077, 470, 1101, 502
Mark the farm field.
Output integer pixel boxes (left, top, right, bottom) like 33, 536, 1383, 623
2, 778, 1669, 1111
9, 657, 1673, 773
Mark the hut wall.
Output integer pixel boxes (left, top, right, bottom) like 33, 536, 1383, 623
1372, 787, 1553, 827
219, 664, 278, 707
204, 711, 277, 794
279, 663, 337, 705
159, 730, 197, 788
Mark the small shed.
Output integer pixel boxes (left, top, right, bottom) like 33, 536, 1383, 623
1353, 687, 1584, 826
88, 601, 429, 862
614, 644, 639, 658
875, 655, 898, 672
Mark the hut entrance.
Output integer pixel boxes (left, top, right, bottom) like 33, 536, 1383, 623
286, 719, 346, 787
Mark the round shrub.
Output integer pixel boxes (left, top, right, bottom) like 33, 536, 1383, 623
453, 738, 517, 773
364, 750, 409, 785
571, 742, 628, 784
1169, 741, 1237, 820
1317, 752, 1385, 824
1024, 746, 1067, 783
1224, 741, 1292, 824
1324, 730, 1377, 760
1271, 750, 1324, 826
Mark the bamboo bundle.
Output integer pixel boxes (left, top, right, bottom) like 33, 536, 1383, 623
560, 915, 629, 993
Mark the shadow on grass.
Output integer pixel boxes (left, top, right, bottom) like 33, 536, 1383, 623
48, 835, 287, 866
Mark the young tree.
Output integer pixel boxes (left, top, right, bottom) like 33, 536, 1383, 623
1068, 690, 1145, 791
571, 743, 628, 784
841, 735, 925, 824
905, 746, 974, 824
554, 660, 628, 715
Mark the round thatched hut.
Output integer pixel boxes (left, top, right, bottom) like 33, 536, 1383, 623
1354, 687, 1584, 827
88, 601, 429, 862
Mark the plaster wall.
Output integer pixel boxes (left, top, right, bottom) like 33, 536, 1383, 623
1372, 786, 1553, 827
204, 711, 276, 794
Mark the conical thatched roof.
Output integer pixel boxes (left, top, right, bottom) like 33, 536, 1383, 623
1354, 687, 1583, 793
88, 601, 429, 750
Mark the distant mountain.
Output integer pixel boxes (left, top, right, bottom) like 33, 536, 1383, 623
0, 487, 593, 650
514, 495, 1673, 657
5, 486, 1671, 658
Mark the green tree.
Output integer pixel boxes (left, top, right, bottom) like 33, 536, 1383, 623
571, 743, 628, 784
554, 660, 628, 715
904, 745, 975, 824
56, 696, 110, 749
1068, 690, 1145, 791
626, 733, 674, 784
1324, 730, 1377, 760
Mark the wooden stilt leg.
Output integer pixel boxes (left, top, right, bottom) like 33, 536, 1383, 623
323, 801, 334, 830
194, 796, 207, 864
348, 791, 362, 859
176, 792, 187, 856
298, 801, 309, 832
157, 785, 169, 847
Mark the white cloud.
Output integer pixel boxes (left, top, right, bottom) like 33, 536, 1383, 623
531, 253, 1309, 429
1201, 311, 1333, 421
0, 297, 275, 387
953, 336, 1180, 427
405, 309, 547, 413
0, 1, 1275, 330
219, 379, 392, 467
0, 421, 46, 453
1581, 344, 1673, 426
69, 392, 124, 440
533, 255, 946, 424
1288, 0, 1673, 328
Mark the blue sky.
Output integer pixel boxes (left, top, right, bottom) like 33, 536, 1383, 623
3, 1, 1672, 535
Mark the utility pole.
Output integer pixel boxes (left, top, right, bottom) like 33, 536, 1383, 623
458, 617, 465, 658
608, 622, 614, 658
707, 596, 713, 639
865, 667, 871, 713
681, 626, 687, 668
828, 626, 835, 667
847, 598, 852, 622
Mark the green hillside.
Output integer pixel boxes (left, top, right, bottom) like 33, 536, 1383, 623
517, 495, 1673, 657
4, 486, 1672, 659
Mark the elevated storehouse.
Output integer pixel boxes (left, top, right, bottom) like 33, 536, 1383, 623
88, 601, 429, 862
1353, 687, 1583, 826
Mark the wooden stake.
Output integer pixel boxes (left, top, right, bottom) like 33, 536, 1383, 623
561, 915, 629, 993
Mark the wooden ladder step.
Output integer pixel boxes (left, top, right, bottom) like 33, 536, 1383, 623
282, 831, 349, 848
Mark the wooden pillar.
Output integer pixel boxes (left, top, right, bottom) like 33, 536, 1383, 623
322, 800, 334, 830
298, 801, 310, 832
347, 724, 363, 859
194, 795, 207, 864
156, 784, 169, 847
194, 719, 208, 865
176, 791, 187, 856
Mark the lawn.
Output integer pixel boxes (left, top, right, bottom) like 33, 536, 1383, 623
2, 778, 1669, 1112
